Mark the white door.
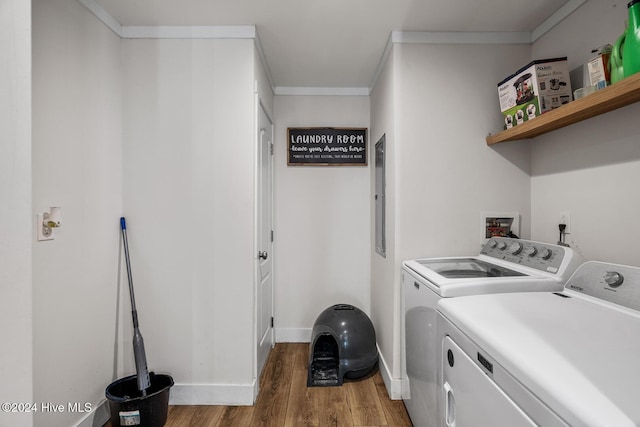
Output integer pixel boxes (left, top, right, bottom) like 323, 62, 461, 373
256, 100, 274, 382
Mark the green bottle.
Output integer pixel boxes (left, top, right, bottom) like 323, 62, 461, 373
611, 32, 625, 83
623, 0, 640, 77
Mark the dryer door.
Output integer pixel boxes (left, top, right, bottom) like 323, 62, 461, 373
443, 336, 536, 427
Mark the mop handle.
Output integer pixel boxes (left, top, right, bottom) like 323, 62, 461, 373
120, 217, 151, 393
120, 217, 139, 328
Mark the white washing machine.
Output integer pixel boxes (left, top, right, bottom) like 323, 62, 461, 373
437, 261, 640, 427
402, 237, 583, 427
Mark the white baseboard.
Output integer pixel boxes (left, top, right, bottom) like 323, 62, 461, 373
80, 382, 257, 424
377, 344, 403, 400
75, 399, 110, 427
84, 343, 398, 416
275, 327, 311, 343
170, 380, 257, 405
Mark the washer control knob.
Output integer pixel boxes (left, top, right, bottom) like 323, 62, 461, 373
497, 241, 507, 250
526, 246, 538, 257
540, 248, 552, 260
604, 271, 624, 287
509, 242, 523, 255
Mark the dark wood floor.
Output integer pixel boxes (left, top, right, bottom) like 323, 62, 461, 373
105, 343, 412, 426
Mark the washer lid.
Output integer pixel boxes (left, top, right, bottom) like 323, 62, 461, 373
438, 291, 640, 427
415, 258, 526, 278
402, 257, 563, 297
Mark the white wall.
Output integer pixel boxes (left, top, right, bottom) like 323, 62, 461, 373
31, 1, 122, 425
530, 0, 640, 265
533, 0, 628, 74
394, 43, 532, 260
122, 38, 258, 403
0, 0, 33, 426
369, 42, 533, 394
273, 95, 371, 342
31, 0, 123, 426
33, 0, 122, 426
34, 2, 273, 410
369, 48, 399, 392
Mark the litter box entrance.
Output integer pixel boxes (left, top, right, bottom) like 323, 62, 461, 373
308, 334, 340, 386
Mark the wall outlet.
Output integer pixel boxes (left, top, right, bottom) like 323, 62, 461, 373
559, 211, 571, 234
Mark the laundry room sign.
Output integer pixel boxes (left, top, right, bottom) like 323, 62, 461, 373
287, 127, 367, 166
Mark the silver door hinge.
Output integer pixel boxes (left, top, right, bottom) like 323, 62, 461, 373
270, 143, 274, 155
271, 317, 274, 328
271, 230, 274, 242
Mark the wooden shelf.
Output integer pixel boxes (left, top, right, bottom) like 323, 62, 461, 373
486, 72, 640, 145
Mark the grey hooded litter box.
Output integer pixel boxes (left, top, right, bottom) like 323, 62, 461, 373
307, 304, 378, 387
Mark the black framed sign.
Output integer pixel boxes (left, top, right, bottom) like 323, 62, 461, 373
287, 127, 367, 166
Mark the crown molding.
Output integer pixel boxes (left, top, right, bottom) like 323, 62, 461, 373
368, 33, 394, 96
77, 0, 275, 89
121, 25, 256, 39
531, 0, 587, 42
78, 0, 586, 96
274, 87, 369, 96
253, 31, 276, 94
79, 0, 256, 40
367, 30, 530, 93
391, 31, 532, 45
368, 0, 586, 93
78, 0, 122, 36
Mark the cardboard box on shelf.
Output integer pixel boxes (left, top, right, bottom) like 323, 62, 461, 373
497, 58, 572, 129
587, 48, 612, 90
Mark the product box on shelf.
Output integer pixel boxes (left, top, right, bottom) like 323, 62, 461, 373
497, 57, 572, 129
587, 46, 612, 89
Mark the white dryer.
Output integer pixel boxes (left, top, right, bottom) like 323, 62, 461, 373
437, 261, 640, 427
402, 237, 583, 427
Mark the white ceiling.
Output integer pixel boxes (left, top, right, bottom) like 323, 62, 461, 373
92, 0, 579, 90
